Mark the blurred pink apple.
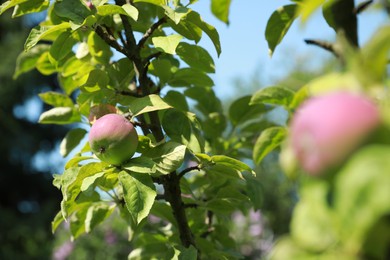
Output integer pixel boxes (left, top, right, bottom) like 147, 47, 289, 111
290, 92, 380, 175
89, 114, 138, 165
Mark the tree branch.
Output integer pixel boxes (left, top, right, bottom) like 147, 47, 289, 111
304, 39, 340, 58
94, 26, 127, 56
354, 0, 373, 14
138, 16, 167, 48
178, 165, 202, 179
161, 172, 198, 251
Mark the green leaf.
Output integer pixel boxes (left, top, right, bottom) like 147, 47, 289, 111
229, 96, 266, 126
359, 25, 390, 84
118, 171, 156, 225
129, 94, 172, 116
164, 90, 189, 111
52, 211, 65, 233
152, 34, 183, 55
39, 91, 74, 107
169, 19, 202, 43
297, 0, 326, 23
291, 180, 337, 251
253, 127, 287, 165
149, 59, 174, 83
85, 203, 115, 233
12, 0, 49, 17
82, 69, 110, 91
96, 4, 138, 20
211, 0, 231, 24
49, 31, 77, 62
122, 157, 157, 174
80, 172, 105, 191
169, 68, 214, 88
144, 142, 186, 175
265, 4, 297, 56
162, 5, 190, 24
65, 156, 94, 170
184, 87, 222, 114
87, 31, 113, 64
173, 245, 198, 260
202, 112, 226, 138
133, 0, 165, 5
176, 42, 215, 73
205, 187, 250, 213
14, 44, 50, 79
0, 0, 29, 15
69, 205, 89, 239
24, 23, 71, 52
53, 0, 91, 24
38, 107, 81, 125
122, 3, 139, 20
335, 145, 390, 251
162, 109, 205, 153
60, 128, 87, 157
250, 86, 295, 108
187, 11, 221, 56
211, 155, 255, 176
36, 52, 57, 75
244, 174, 263, 210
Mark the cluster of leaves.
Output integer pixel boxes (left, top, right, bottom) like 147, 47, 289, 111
258, 0, 390, 259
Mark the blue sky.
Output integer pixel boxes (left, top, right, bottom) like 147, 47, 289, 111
190, 1, 388, 98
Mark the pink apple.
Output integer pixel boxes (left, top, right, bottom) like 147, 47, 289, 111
290, 92, 380, 175
89, 114, 138, 165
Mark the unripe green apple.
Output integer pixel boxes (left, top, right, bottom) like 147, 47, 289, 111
88, 104, 117, 125
89, 114, 138, 165
290, 92, 380, 175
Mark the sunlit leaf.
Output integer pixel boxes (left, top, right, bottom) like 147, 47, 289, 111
250, 86, 295, 108
211, 0, 231, 24
253, 127, 287, 164
12, 0, 49, 17
176, 42, 215, 73
187, 11, 221, 56
60, 128, 87, 157
122, 157, 157, 174
169, 68, 214, 88
38, 107, 81, 125
265, 4, 297, 56
162, 5, 190, 24
85, 203, 115, 233
129, 94, 172, 116
211, 155, 255, 176
24, 23, 71, 51
144, 142, 186, 175
53, 0, 91, 24
14, 44, 50, 79
152, 34, 183, 55
39, 91, 74, 107
229, 96, 266, 126
118, 171, 156, 225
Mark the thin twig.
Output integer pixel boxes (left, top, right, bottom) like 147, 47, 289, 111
95, 25, 127, 56
354, 0, 373, 14
138, 16, 167, 48
178, 165, 202, 179
184, 203, 198, 208
304, 39, 340, 58
144, 52, 162, 65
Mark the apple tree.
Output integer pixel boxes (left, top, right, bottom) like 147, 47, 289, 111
2, 0, 390, 259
